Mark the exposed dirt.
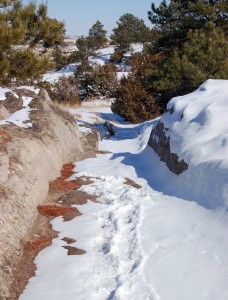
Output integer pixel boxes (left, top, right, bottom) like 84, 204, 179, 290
0, 88, 90, 300
62, 237, 76, 244
62, 246, 86, 255
124, 178, 142, 189
96, 150, 113, 154
37, 204, 81, 217
0, 87, 102, 299
9, 162, 98, 300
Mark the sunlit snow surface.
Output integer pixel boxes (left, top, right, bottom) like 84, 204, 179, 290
42, 44, 143, 83
20, 81, 228, 300
0, 87, 19, 100
153, 79, 228, 209
0, 87, 38, 128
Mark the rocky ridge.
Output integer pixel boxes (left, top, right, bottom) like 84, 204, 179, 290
0, 87, 97, 299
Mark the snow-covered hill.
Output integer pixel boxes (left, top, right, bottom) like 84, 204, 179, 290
149, 79, 228, 209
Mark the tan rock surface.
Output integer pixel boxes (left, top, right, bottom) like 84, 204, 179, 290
0, 87, 95, 299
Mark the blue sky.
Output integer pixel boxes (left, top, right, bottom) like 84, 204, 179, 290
22, 1, 162, 36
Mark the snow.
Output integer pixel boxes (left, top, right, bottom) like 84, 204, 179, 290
0, 107, 32, 128
165, 79, 228, 167
89, 46, 115, 66
78, 124, 92, 134
22, 96, 33, 107
0, 87, 19, 100
42, 64, 79, 83
124, 43, 144, 57
0, 107, 33, 128
16, 86, 40, 94
41, 45, 128, 83
151, 79, 228, 209
116, 71, 129, 80
42, 72, 73, 83
131, 43, 144, 53
20, 83, 228, 300
0, 89, 35, 128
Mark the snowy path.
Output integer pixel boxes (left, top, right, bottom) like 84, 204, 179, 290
20, 102, 228, 300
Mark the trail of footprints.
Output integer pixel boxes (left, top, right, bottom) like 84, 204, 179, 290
81, 177, 154, 299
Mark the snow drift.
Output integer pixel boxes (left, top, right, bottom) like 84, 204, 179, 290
149, 79, 228, 209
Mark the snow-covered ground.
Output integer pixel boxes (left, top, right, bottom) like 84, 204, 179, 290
20, 81, 228, 300
42, 43, 143, 83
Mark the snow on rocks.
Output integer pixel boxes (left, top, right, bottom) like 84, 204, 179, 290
0, 87, 39, 128
149, 79, 228, 209
16, 86, 40, 94
0, 87, 19, 100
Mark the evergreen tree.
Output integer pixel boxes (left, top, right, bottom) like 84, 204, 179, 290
111, 13, 151, 52
89, 20, 107, 49
148, 0, 228, 50
182, 24, 228, 85
8, 48, 52, 84
111, 75, 160, 123
145, 0, 228, 104
69, 36, 96, 63
0, 0, 65, 84
111, 1, 228, 121
74, 62, 118, 99
52, 46, 68, 71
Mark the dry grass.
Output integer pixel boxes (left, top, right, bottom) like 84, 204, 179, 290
52, 101, 81, 111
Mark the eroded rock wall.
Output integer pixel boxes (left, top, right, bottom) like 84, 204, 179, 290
0, 88, 89, 299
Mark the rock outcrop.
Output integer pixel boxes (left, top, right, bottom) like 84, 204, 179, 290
148, 121, 188, 175
0, 87, 91, 299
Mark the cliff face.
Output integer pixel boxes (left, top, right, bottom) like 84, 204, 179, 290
0, 87, 88, 299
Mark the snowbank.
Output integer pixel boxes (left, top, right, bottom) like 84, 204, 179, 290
149, 79, 228, 209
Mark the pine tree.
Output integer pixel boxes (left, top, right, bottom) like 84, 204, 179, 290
145, 0, 228, 104
70, 36, 96, 63
145, 24, 228, 104
52, 46, 68, 71
0, 0, 65, 84
111, 1, 228, 120
74, 62, 118, 99
148, 0, 228, 50
89, 20, 107, 49
111, 13, 151, 52
111, 75, 160, 123
8, 48, 52, 84
182, 23, 228, 85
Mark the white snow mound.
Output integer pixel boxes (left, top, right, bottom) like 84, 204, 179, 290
154, 79, 228, 209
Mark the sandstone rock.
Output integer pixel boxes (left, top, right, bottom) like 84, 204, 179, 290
0, 87, 92, 299
0, 105, 10, 120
